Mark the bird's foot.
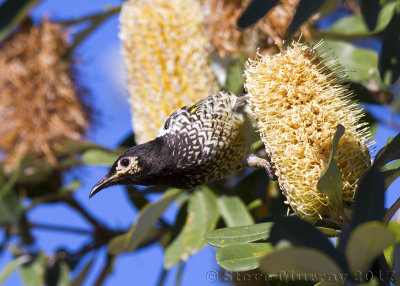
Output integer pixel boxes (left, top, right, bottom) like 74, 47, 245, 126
234, 94, 249, 111
246, 155, 278, 181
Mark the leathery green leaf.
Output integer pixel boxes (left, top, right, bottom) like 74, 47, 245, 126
383, 222, 400, 266
108, 189, 181, 255
322, 1, 398, 37
317, 124, 344, 208
381, 159, 400, 189
217, 195, 254, 227
374, 132, 400, 169
205, 222, 272, 247
20, 252, 46, 286
182, 187, 219, 255
260, 247, 343, 280
351, 168, 385, 229
216, 243, 273, 272
346, 221, 395, 273
324, 40, 378, 83
0, 255, 30, 284
124, 189, 181, 251
81, 149, 119, 166
164, 231, 184, 269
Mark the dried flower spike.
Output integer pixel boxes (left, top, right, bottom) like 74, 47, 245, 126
120, 0, 219, 144
244, 41, 372, 217
202, 0, 313, 57
0, 20, 88, 171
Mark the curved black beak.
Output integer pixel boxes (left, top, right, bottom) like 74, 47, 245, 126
89, 175, 116, 198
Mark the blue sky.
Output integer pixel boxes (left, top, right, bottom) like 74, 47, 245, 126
0, 0, 399, 285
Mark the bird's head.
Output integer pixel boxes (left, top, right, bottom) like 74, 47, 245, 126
89, 140, 164, 198
89, 152, 143, 198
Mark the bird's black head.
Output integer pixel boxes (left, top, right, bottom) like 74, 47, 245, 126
89, 138, 164, 198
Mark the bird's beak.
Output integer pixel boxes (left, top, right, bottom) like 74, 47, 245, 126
89, 175, 117, 198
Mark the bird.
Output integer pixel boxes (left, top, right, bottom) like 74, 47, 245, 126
89, 91, 274, 198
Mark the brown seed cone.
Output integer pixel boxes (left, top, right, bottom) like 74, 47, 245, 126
245, 41, 372, 218
0, 20, 89, 171
202, 0, 313, 57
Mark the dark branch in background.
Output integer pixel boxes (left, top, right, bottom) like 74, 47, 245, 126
55, 6, 121, 25
65, 196, 105, 230
54, 5, 121, 60
94, 254, 114, 286
29, 222, 93, 235
0, 0, 41, 41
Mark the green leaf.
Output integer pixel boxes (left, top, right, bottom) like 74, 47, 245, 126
317, 124, 344, 208
224, 58, 245, 94
384, 222, 400, 266
269, 216, 348, 272
360, 0, 382, 31
0, 167, 20, 198
322, 1, 398, 37
107, 234, 128, 255
374, 133, 400, 169
45, 260, 70, 286
359, 280, 380, 286
163, 201, 188, 269
237, 0, 279, 29
69, 257, 94, 286
0, 191, 23, 224
260, 247, 343, 279
56, 262, 70, 286
20, 252, 46, 286
316, 227, 340, 238
381, 159, 400, 189
216, 243, 273, 272
379, 9, 400, 85
205, 222, 272, 247
81, 149, 119, 166
316, 0, 341, 18
0, 0, 41, 41
164, 230, 185, 269
324, 40, 379, 83
286, 0, 324, 39
217, 195, 254, 227
345, 221, 395, 273
182, 187, 219, 255
351, 168, 385, 229
55, 140, 107, 156
0, 255, 30, 284
109, 189, 181, 254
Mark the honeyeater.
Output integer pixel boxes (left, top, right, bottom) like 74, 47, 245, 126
90, 91, 274, 198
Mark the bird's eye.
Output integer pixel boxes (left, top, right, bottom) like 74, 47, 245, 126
120, 158, 131, 168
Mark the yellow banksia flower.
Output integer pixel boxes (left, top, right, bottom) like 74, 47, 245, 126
244, 41, 372, 218
0, 20, 88, 171
120, 0, 219, 144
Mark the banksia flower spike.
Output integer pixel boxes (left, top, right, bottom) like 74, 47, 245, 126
0, 20, 88, 171
120, 0, 219, 144
244, 41, 372, 218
